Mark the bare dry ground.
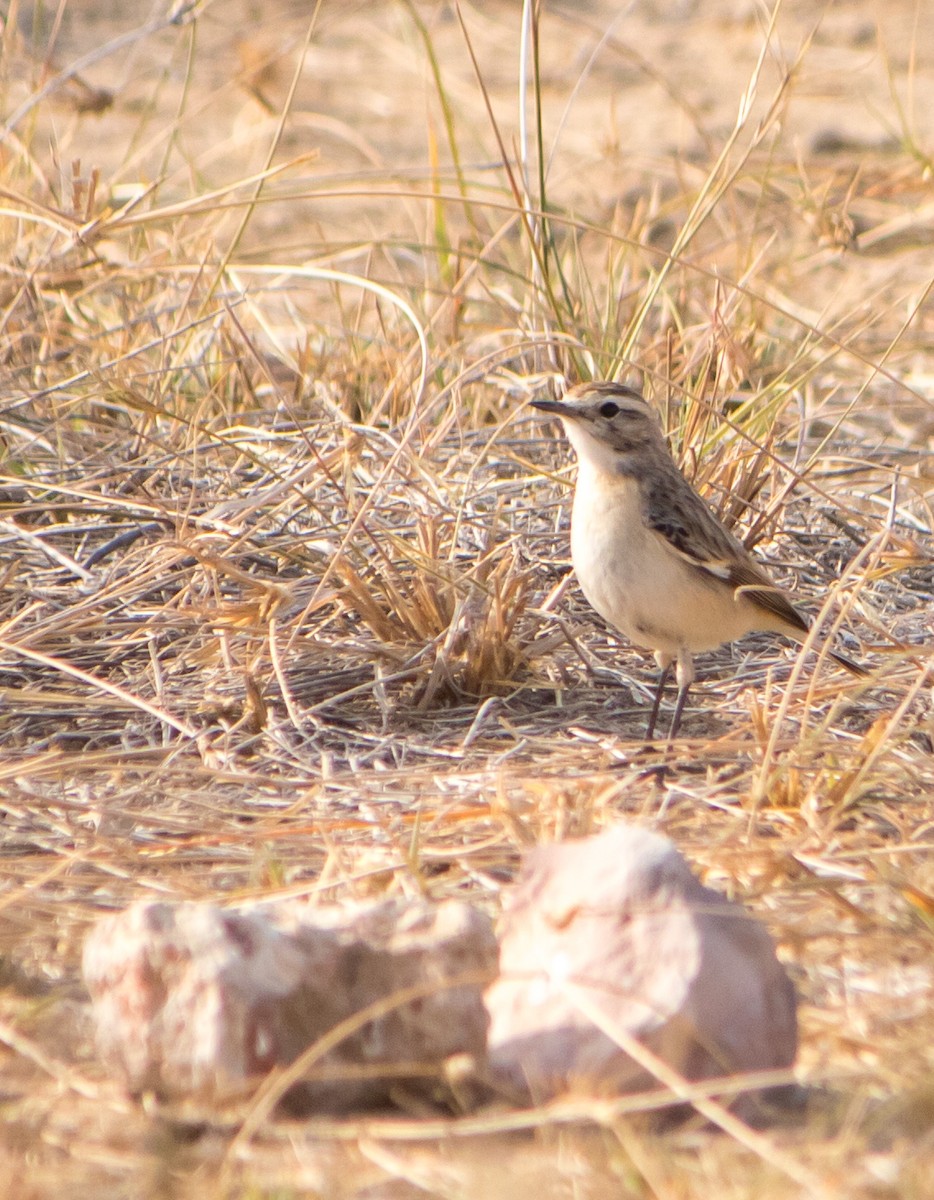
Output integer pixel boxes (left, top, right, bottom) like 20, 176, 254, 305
1, 0, 933, 1196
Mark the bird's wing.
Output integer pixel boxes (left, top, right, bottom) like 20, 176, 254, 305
724, 558, 809, 635
642, 473, 809, 635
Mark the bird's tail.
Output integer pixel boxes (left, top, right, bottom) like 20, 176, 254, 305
829, 648, 868, 677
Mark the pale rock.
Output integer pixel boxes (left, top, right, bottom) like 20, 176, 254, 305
83, 897, 496, 1112
484, 824, 797, 1113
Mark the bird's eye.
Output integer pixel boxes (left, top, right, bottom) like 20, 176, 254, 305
598, 401, 620, 418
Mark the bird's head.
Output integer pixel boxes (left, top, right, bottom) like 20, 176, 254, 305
532, 381, 667, 473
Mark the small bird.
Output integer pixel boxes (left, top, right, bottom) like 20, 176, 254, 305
532, 381, 864, 739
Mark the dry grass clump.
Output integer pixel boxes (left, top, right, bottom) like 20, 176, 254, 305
1, 0, 933, 1196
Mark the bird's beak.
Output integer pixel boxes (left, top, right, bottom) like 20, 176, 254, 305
530, 397, 572, 416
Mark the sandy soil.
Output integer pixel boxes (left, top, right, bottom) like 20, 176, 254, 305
14, 1, 934, 258
11, 0, 934, 434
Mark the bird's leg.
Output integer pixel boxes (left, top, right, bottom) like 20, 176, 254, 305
667, 649, 696, 741
645, 655, 673, 741
668, 683, 690, 741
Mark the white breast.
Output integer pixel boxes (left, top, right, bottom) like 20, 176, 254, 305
569, 465, 763, 657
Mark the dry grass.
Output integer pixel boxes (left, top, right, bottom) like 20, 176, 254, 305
1, 0, 933, 1196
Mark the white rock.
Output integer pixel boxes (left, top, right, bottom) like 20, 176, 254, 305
83, 897, 496, 1112
484, 824, 797, 1112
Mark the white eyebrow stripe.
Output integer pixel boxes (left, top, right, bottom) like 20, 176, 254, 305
585, 400, 655, 422
615, 401, 652, 418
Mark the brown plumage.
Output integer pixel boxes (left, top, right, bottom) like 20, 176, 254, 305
532, 381, 865, 738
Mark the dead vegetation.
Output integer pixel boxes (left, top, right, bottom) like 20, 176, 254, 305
0, 0, 933, 1196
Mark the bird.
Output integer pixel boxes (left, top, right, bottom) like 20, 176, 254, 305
531, 381, 865, 739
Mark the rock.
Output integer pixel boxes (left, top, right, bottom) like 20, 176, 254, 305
484, 824, 797, 1114
83, 897, 497, 1113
